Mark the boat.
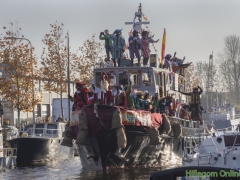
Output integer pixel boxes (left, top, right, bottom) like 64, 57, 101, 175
150, 129, 240, 180
64, 4, 208, 170
203, 103, 240, 132
8, 121, 74, 166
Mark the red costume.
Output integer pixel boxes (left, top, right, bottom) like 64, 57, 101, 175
106, 86, 112, 105
73, 82, 90, 107
180, 105, 191, 124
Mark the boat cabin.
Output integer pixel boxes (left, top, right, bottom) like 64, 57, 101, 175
94, 66, 188, 103
22, 122, 65, 138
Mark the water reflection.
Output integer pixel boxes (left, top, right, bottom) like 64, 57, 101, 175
77, 168, 161, 180
0, 157, 176, 180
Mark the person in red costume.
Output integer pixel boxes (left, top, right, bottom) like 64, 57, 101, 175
69, 81, 90, 111
106, 86, 112, 105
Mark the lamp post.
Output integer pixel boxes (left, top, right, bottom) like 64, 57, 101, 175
67, 32, 70, 123
5, 37, 35, 124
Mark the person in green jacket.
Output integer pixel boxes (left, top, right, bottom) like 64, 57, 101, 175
99, 29, 113, 62
124, 81, 135, 110
152, 93, 159, 109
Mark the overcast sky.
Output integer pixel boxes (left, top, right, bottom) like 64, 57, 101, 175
1, 0, 240, 65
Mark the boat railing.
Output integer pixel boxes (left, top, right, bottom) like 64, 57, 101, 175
2, 148, 17, 157
182, 131, 216, 160
184, 133, 210, 139
21, 128, 65, 139
168, 117, 200, 128
215, 125, 237, 137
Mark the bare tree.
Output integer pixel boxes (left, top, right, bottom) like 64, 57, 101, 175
195, 61, 220, 107
184, 63, 201, 92
218, 35, 240, 104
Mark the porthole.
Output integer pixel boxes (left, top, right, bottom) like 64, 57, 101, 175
217, 137, 222, 143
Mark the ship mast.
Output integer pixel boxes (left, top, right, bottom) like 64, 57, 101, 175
206, 52, 213, 112
125, 3, 150, 33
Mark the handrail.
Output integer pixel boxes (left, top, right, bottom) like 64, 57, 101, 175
2, 148, 17, 157
168, 117, 201, 128
24, 128, 64, 138
6, 127, 65, 140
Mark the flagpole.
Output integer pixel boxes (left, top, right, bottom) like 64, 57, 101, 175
160, 28, 166, 68
67, 32, 71, 123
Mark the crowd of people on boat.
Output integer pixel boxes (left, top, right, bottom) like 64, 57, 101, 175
99, 29, 158, 67
99, 28, 191, 72
69, 73, 206, 124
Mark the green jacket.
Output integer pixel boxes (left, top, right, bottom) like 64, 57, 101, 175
152, 100, 159, 109
126, 85, 135, 109
99, 35, 113, 47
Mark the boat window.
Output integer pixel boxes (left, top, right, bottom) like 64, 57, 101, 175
47, 124, 57, 134
130, 72, 140, 87
142, 69, 152, 86
95, 72, 116, 86
106, 72, 116, 86
155, 71, 160, 86
178, 76, 184, 92
119, 71, 128, 86
35, 124, 44, 134
224, 135, 240, 146
24, 125, 33, 135
95, 72, 102, 86
169, 73, 174, 90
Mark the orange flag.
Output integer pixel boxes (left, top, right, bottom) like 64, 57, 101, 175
161, 28, 166, 65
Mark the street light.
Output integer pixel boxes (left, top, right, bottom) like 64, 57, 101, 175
5, 37, 36, 124
67, 32, 70, 123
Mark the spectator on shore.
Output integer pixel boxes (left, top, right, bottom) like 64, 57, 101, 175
45, 115, 50, 123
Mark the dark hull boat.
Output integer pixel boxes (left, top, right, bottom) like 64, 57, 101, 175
69, 106, 206, 170
77, 128, 183, 170
8, 122, 74, 167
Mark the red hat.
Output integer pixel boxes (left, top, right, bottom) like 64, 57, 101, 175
76, 82, 86, 86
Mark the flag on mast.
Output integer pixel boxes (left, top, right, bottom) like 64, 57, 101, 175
161, 28, 166, 65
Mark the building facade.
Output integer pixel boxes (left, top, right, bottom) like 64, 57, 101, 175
0, 79, 76, 127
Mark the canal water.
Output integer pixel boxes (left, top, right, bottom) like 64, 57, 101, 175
0, 157, 166, 180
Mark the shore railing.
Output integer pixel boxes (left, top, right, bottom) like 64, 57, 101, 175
2, 148, 17, 157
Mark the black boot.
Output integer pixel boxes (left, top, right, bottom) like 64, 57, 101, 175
131, 58, 134, 66
118, 59, 121, 67
113, 59, 116, 67
145, 58, 149, 67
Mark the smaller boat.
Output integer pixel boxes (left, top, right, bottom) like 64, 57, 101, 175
8, 122, 74, 166
151, 129, 240, 180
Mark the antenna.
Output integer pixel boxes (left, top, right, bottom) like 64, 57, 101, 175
138, 3, 142, 22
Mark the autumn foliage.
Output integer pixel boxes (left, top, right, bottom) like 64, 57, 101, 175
71, 35, 104, 87
0, 23, 40, 129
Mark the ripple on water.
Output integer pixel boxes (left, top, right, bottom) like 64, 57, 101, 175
0, 157, 177, 180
